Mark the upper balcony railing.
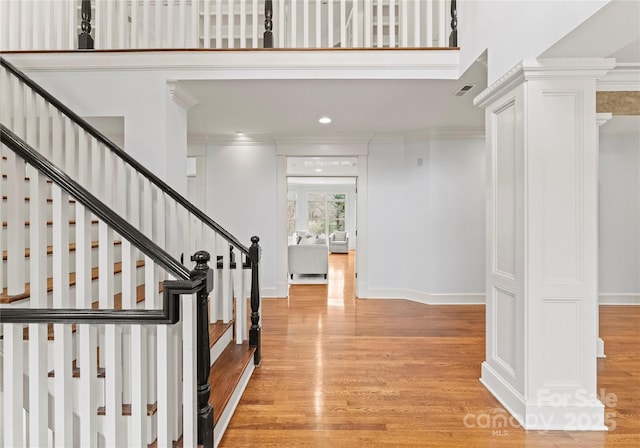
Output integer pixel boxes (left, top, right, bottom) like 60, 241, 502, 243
0, 0, 458, 52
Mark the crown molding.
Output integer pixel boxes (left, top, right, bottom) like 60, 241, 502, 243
167, 81, 199, 110
474, 58, 616, 109
597, 63, 640, 91
596, 112, 613, 127
430, 126, 485, 139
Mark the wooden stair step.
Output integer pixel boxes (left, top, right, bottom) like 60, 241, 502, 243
2, 219, 99, 227
148, 435, 183, 448
48, 359, 105, 379
97, 402, 157, 417
2, 196, 75, 203
2, 240, 122, 261
209, 320, 234, 349
0, 259, 145, 304
208, 342, 255, 426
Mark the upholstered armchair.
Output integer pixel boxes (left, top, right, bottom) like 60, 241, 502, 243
329, 231, 349, 253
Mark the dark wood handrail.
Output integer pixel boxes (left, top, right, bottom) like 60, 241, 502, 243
0, 124, 190, 280
0, 57, 250, 256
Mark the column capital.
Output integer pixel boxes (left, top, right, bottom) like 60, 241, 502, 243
474, 58, 616, 109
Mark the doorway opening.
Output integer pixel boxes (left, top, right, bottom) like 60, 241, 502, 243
286, 157, 358, 286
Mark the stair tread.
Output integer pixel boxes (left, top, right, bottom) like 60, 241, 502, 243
2, 240, 122, 261
209, 320, 234, 349
148, 435, 183, 448
48, 359, 105, 379
0, 259, 145, 304
2, 219, 99, 227
97, 402, 157, 417
209, 342, 255, 426
2, 195, 76, 204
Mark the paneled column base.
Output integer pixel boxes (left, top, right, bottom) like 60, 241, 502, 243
481, 362, 607, 431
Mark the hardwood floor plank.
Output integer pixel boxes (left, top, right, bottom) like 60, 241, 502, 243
220, 251, 640, 447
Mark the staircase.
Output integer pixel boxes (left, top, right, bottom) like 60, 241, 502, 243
0, 58, 261, 447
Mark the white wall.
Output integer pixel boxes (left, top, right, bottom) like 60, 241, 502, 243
599, 131, 640, 295
206, 141, 278, 296
427, 137, 485, 294
366, 133, 486, 300
458, 0, 609, 83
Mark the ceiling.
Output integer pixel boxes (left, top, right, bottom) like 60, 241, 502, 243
180, 60, 487, 139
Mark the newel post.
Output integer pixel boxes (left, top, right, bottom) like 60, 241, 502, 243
449, 0, 458, 47
78, 0, 94, 49
249, 236, 262, 365
264, 0, 274, 48
191, 251, 214, 448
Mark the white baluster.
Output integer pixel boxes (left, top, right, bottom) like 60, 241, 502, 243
166, 0, 174, 47
252, 0, 258, 48
210, 234, 220, 323
131, 0, 139, 48
155, 0, 163, 47
28, 164, 48, 447
179, 0, 187, 47
364, 0, 371, 47
352, 0, 359, 47
235, 249, 246, 344
8, 77, 25, 295
414, 0, 420, 46
20, 0, 30, 50
226, 0, 233, 48
438, 0, 446, 46
216, 0, 222, 48
0, 0, 10, 50
191, 0, 200, 47
376, 0, 382, 47
142, 0, 150, 47
240, 0, 246, 48
327, 0, 333, 48
290, 0, 296, 47
76, 130, 97, 447
315, 0, 321, 48
67, 0, 75, 49
203, 0, 211, 48
389, 0, 396, 47
340, 0, 346, 47
277, 0, 285, 48
426, 0, 433, 47
3, 323, 23, 447
53, 183, 73, 446
65, 118, 77, 181
182, 292, 198, 448
400, 0, 407, 46
105, 0, 114, 48
303, 0, 309, 48
95, 0, 103, 49
157, 315, 171, 446
222, 241, 232, 323
7, 0, 20, 49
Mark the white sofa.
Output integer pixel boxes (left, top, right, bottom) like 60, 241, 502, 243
288, 244, 328, 279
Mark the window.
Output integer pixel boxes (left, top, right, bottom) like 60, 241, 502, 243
307, 193, 346, 236
287, 192, 297, 236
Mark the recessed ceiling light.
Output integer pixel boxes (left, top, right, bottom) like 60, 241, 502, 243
315, 168, 323, 172
318, 116, 332, 124
236, 131, 244, 135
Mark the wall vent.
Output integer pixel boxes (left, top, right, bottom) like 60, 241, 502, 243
454, 84, 476, 97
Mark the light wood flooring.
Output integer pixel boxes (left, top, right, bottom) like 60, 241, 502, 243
221, 251, 640, 447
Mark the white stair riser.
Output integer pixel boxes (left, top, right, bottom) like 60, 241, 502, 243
2, 244, 122, 283
3, 266, 148, 307
2, 198, 76, 222
1, 221, 100, 248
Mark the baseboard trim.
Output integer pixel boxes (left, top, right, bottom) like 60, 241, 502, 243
599, 294, 640, 305
361, 289, 485, 305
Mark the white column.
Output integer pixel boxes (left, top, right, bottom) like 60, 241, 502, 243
595, 112, 612, 359
474, 58, 615, 431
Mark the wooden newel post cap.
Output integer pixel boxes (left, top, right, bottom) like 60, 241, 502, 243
251, 236, 260, 245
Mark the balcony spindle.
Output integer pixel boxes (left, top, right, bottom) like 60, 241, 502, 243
249, 236, 262, 365
78, 0, 94, 49
264, 0, 273, 48
449, 0, 458, 47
